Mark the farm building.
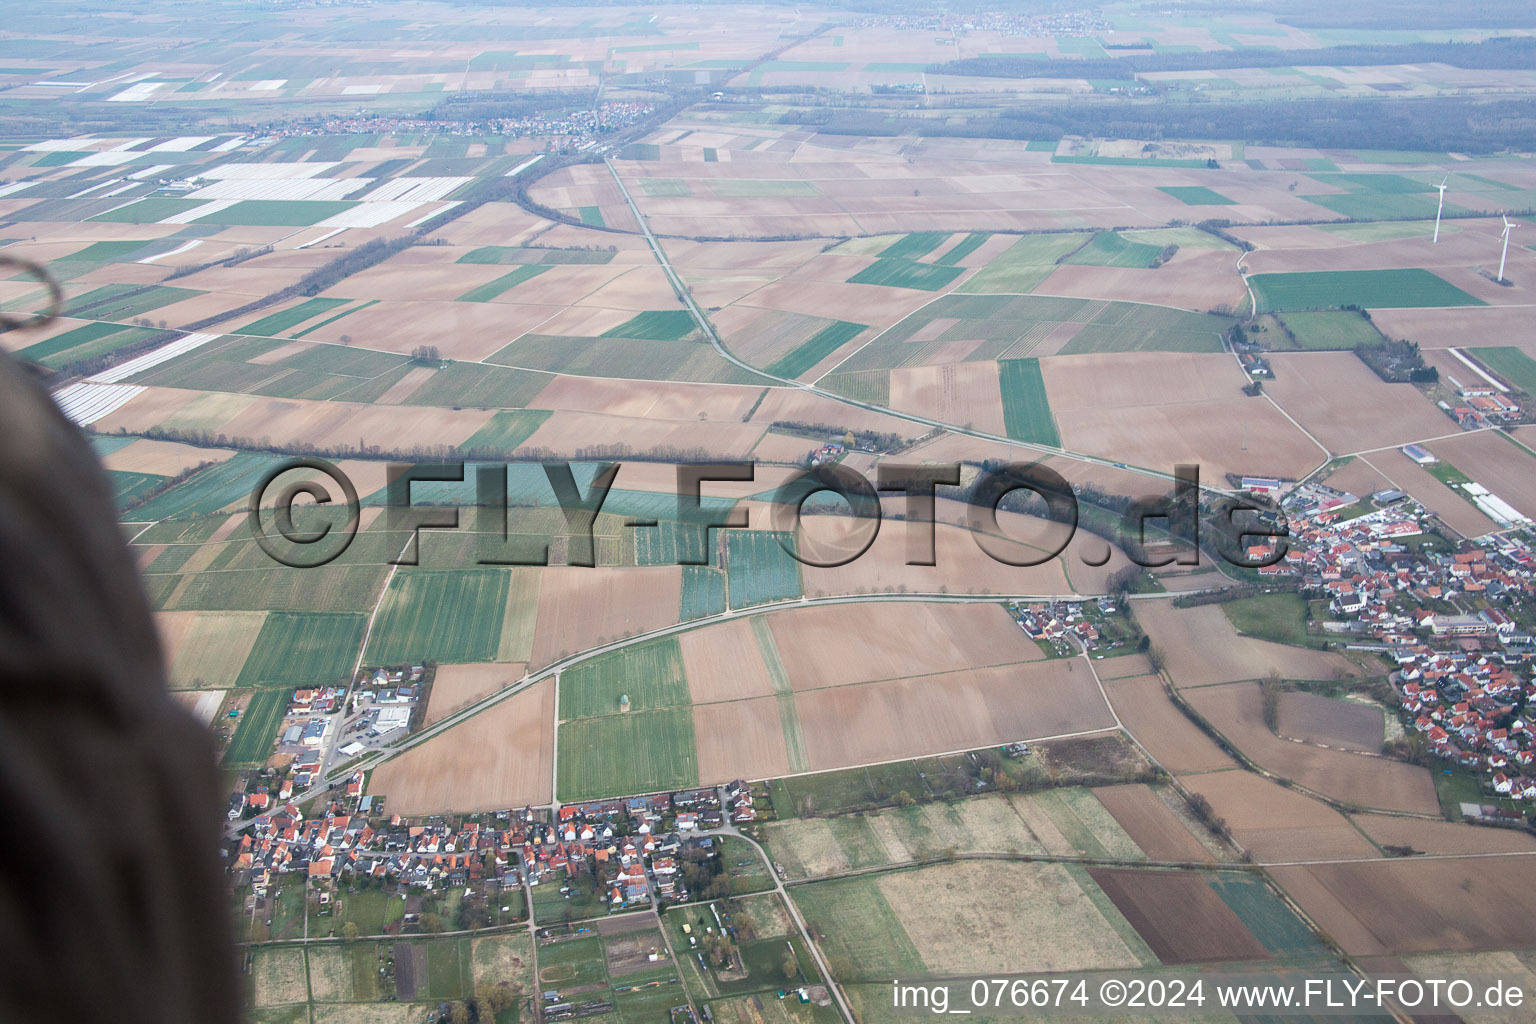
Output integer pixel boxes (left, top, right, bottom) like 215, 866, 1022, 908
1240, 476, 1282, 495
1401, 443, 1437, 465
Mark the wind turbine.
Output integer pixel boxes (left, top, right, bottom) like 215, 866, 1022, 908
1499, 215, 1516, 284
1433, 176, 1448, 243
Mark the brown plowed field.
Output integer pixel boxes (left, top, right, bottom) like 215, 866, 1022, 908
695, 696, 793, 782
1263, 353, 1456, 454
1372, 306, 1534, 352
1351, 814, 1536, 856
1088, 868, 1269, 964
527, 566, 682, 668
887, 361, 1007, 435
212, 395, 494, 450
518, 410, 764, 461
526, 374, 767, 421
794, 659, 1115, 772
767, 602, 1039, 691
1102, 673, 1234, 774
424, 662, 526, 726
1176, 769, 1379, 863
1036, 253, 1247, 313
680, 618, 775, 704
1134, 601, 1358, 687
1040, 352, 1323, 479
1185, 682, 1437, 814
1276, 691, 1383, 753
1270, 857, 1536, 956
103, 438, 237, 476
1092, 784, 1216, 864
370, 678, 553, 813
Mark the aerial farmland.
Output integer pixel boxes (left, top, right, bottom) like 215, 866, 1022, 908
7, 0, 1536, 1020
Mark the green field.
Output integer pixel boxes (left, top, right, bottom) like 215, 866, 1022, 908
399, 361, 551, 409
680, 566, 727, 620
19, 321, 158, 368
558, 636, 689, 719
790, 876, 925, 980
1251, 268, 1484, 312
88, 197, 209, 223
1062, 231, 1165, 269
1220, 592, 1313, 648
456, 264, 551, 302
638, 177, 693, 197
935, 232, 989, 266
577, 205, 605, 226
209, 200, 357, 226
847, 258, 964, 291
1205, 874, 1331, 958
764, 320, 865, 378
556, 708, 699, 801
1467, 346, 1536, 394
66, 239, 155, 262
1158, 185, 1235, 206
235, 297, 350, 337
65, 283, 201, 320
364, 568, 510, 664
601, 309, 697, 340
1274, 310, 1384, 350
110, 469, 168, 510
712, 179, 819, 197
726, 531, 803, 608
878, 232, 949, 260
997, 357, 1061, 446
635, 519, 718, 566
535, 935, 608, 987
130, 452, 279, 521
225, 687, 289, 765
819, 369, 889, 406
458, 410, 552, 453
456, 245, 616, 265
235, 611, 369, 688
957, 232, 1090, 294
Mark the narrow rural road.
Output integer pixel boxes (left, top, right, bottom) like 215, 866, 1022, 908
705, 811, 857, 1024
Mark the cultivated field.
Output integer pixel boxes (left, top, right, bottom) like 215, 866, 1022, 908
766, 602, 1040, 690
527, 566, 683, 668
1099, 673, 1236, 774
1134, 601, 1358, 687
369, 679, 554, 813
793, 660, 1115, 773
1276, 691, 1384, 752
1270, 857, 1536, 956
1177, 769, 1379, 863
422, 662, 525, 726
1351, 813, 1536, 856
1040, 351, 1323, 479
792, 860, 1152, 981
1183, 682, 1438, 814
1091, 784, 1217, 864
1262, 352, 1457, 453
157, 609, 267, 688
1087, 868, 1272, 964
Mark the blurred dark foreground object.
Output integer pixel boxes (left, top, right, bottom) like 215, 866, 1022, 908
0, 351, 238, 1022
